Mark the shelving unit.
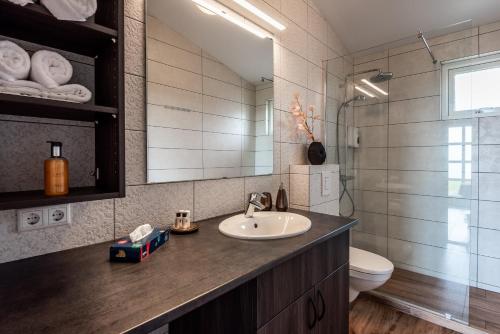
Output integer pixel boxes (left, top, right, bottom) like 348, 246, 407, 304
0, 0, 125, 210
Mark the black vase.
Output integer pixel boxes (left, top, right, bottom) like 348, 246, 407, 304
308, 141, 326, 165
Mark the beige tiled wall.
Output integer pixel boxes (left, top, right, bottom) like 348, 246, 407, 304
350, 21, 500, 293
0, 0, 347, 264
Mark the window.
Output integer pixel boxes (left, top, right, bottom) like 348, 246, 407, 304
442, 53, 500, 119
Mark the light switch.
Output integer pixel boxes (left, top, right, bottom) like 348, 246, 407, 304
322, 171, 332, 197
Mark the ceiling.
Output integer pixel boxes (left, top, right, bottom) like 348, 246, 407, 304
147, 0, 273, 85
313, 0, 500, 53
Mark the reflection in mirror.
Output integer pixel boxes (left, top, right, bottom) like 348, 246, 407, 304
146, 0, 274, 183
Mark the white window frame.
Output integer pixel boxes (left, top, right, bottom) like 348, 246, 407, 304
442, 53, 500, 120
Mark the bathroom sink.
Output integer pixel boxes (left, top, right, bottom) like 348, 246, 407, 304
218, 212, 312, 240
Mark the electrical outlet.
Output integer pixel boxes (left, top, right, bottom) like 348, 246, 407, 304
47, 205, 71, 226
17, 204, 71, 232
18, 208, 45, 231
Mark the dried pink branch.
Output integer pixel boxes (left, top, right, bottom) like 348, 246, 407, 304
289, 93, 316, 142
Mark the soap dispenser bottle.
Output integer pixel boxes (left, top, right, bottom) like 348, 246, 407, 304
276, 182, 288, 212
44, 141, 69, 196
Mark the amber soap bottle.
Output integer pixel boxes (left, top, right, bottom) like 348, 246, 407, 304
44, 141, 69, 196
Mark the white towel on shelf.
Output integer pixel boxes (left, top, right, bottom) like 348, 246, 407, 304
7, 0, 34, 6
48, 84, 92, 103
0, 79, 92, 103
0, 41, 31, 81
0, 79, 45, 97
30, 50, 73, 89
41, 0, 97, 21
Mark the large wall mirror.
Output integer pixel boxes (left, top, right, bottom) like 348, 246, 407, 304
146, 0, 274, 183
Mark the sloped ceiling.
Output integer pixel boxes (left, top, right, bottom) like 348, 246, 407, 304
313, 0, 500, 53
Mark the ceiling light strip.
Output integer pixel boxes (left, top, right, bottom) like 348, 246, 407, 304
232, 0, 286, 31
192, 0, 274, 39
354, 85, 376, 98
361, 79, 388, 96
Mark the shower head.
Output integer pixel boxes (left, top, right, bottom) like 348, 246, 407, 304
370, 71, 393, 83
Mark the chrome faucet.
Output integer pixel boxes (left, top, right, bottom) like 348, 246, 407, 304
245, 192, 266, 218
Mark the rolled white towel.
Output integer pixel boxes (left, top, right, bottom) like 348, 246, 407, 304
48, 84, 92, 103
7, 0, 34, 6
0, 79, 92, 103
41, 0, 97, 21
0, 41, 31, 82
0, 79, 45, 98
30, 50, 73, 89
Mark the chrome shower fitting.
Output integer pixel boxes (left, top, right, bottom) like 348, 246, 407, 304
417, 31, 438, 64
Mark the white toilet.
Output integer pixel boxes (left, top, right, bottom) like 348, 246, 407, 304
349, 247, 394, 302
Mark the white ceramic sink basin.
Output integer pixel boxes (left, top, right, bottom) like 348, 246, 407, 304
219, 212, 312, 240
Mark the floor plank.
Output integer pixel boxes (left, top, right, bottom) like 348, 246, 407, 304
350, 294, 459, 334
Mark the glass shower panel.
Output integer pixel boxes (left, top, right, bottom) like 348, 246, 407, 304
325, 22, 477, 326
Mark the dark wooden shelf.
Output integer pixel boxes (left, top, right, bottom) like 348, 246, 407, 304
0, 0, 118, 57
0, 187, 120, 210
0, 0, 125, 210
0, 94, 117, 122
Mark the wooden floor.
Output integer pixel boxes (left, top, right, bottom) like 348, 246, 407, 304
350, 294, 459, 334
376, 268, 500, 333
377, 268, 469, 322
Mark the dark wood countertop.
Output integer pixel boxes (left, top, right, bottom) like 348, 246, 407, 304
0, 209, 357, 334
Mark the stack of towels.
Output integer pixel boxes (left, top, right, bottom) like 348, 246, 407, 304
0, 40, 92, 103
8, 0, 97, 22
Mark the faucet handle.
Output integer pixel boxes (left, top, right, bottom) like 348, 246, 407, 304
249, 192, 264, 202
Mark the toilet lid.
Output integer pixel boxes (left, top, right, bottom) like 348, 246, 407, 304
349, 247, 394, 275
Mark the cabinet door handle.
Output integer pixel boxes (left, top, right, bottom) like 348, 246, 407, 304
307, 297, 318, 330
317, 290, 326, 321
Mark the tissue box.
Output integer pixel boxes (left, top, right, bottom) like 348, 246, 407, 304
109, 227, 169, 263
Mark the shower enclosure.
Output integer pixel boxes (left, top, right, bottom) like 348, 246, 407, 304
324, 23, 479, 326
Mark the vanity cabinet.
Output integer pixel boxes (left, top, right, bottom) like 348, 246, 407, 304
170, 231, 349, 334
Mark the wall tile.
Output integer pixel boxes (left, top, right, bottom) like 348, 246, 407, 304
125, 74, 145, 131
358, 126, 387, 148
202, 57, 241, 86
354, 169, 387, 192
147, 83, 202, 112
389, 119, 478, 147
478, 200, 500, 230
194, 178, 244, 221
388, 193, 472, 224
352, 211, 388, 236
307, 6, 327, 43
388, 170, 477, 199
354, 148, 387, 169
389, 146, 449, 171
354, 103, 388, 127
148, 61, 202, 93
281, 48, 308, 87
125, 16, 145, 77
478, 228, 500, 258
480, 30, 500, 54
147, 16, 200, 54
148, 38, 201, 74
125, 0, 145, 22
389, 96, 440, 124
147, 105, 202, 131
279, 20, 308, 59
126, 130, 146, 186
203, 77, 241, 102
479, 116, 500, 144
479, 173, 500, 201
389, 71, 440, 101
281, 0, 307, 29
115, 183, 193, 236
478, 255, 500, 288
354, 190, 387, 214
479, 145, 500, 172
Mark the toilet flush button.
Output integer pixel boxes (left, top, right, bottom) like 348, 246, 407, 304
322, 171, 332, 197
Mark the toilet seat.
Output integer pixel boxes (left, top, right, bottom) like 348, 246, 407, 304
349, 247, 394, 275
